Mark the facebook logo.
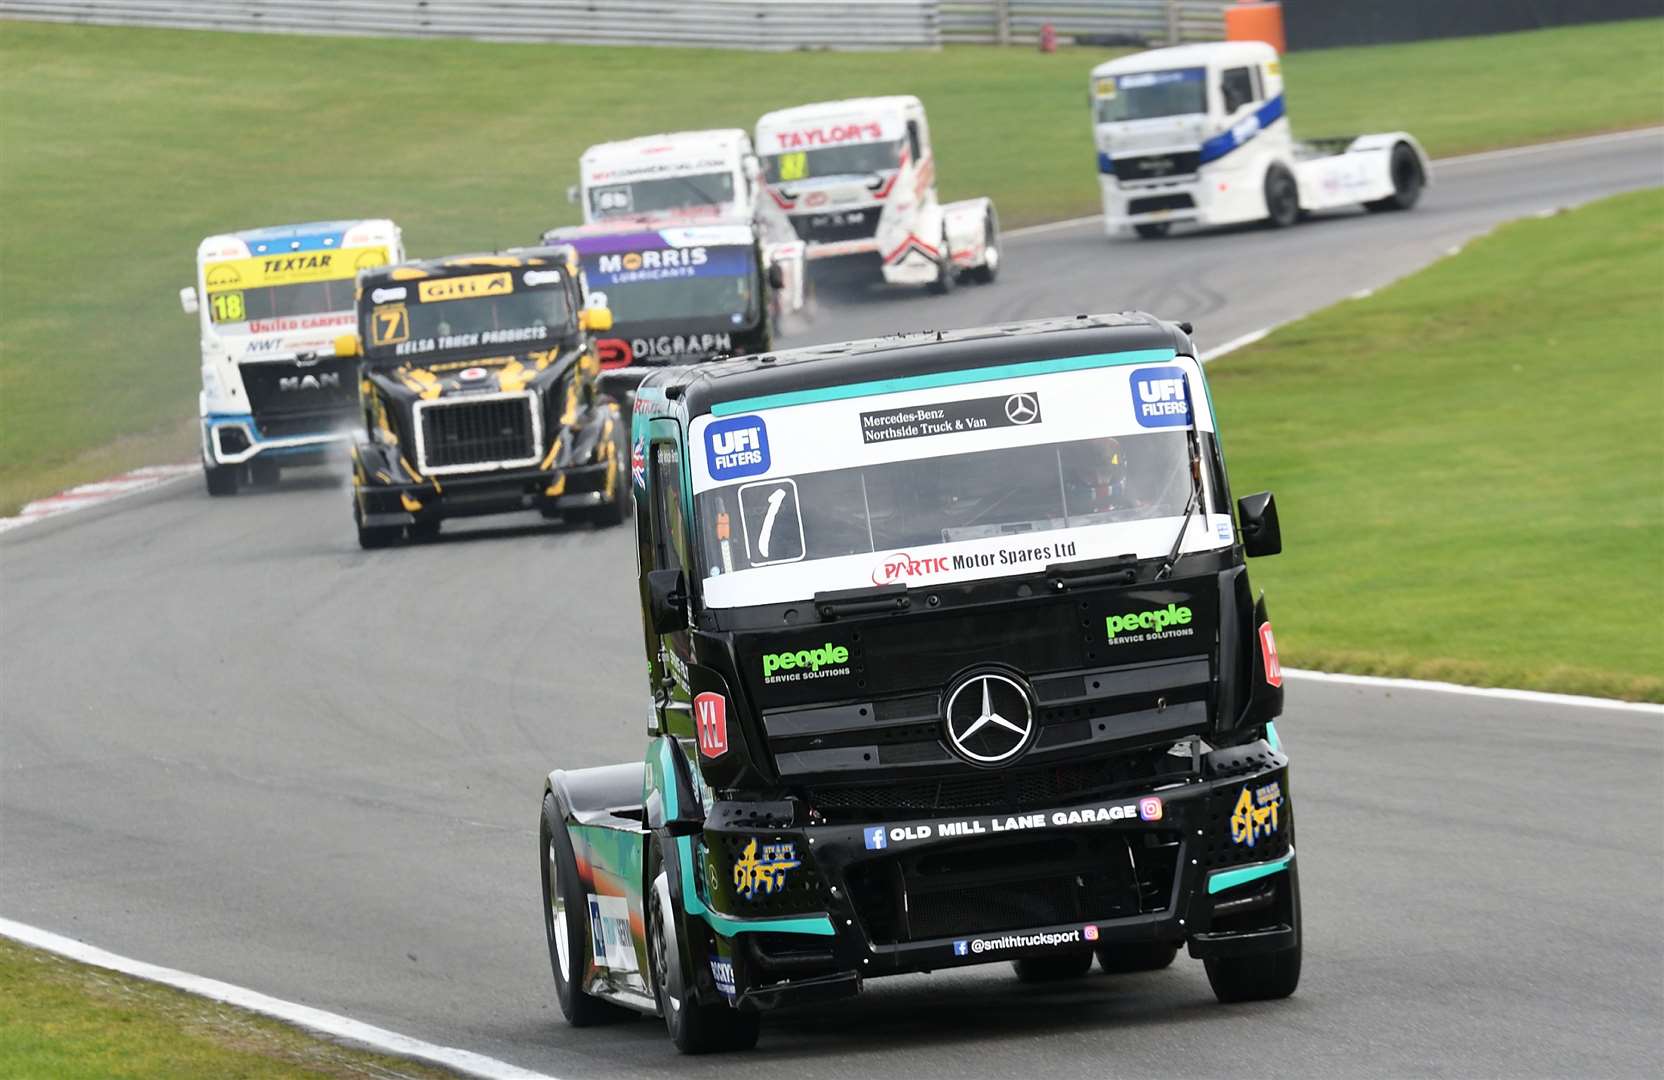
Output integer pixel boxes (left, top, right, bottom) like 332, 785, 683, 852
863, 826, 888, 851
953, 940, 969, 957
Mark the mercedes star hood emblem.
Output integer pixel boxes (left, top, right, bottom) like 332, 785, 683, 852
944, 671, 1036, 766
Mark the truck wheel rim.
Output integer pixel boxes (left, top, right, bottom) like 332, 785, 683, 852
548, 841, 571, 975
985, 244, 1000, 270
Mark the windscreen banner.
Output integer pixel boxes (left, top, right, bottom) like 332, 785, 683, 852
689, 352, 1234, 609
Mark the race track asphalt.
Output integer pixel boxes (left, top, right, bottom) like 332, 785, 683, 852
3, 129, 1661, 1079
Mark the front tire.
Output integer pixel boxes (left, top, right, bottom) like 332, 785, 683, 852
353, 502, 399, 550
1205, 944, 1302, 1003
647, 839, 759, 1053
1012, 950, 1094, 983
1096, 941, 1178, 973
541, 795, 633, 1026
203, 461, 239, 497
1264, 166, 1300, 228
1134, 222, 1171, 240
248, 458, 281, 487
1365, 142, 1424, 213
928, 228, 957, 296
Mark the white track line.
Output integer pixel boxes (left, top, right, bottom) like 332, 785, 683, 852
1003, 126, 1664, 240
1285, 669, 1661, 715
0, 463, 195, 534
0, 917, 559, 1080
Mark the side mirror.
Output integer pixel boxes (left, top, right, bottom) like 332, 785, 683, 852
179, 286, 199, 315
1237, 491, 1282, 557
566, 184, 580, 206
333, 333, 363, 358
767, 262, 785, 290
579, 306, 614, 333
647, 568, 688, 634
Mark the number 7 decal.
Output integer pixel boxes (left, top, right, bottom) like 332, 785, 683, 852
370, 304, 409, 346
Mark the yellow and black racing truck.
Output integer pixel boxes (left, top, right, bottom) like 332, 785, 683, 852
339, 248, 629, 548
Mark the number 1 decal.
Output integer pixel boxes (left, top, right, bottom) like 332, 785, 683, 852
757, 487, 786, 558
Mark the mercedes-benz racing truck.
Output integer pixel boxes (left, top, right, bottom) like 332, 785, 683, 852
340, 247, 628, 548
756, 96, 999, 293
180, 220, 403, 495
540, 313, 1297, 1052
542, 222, 788, 398
1092, 41, 1430, 238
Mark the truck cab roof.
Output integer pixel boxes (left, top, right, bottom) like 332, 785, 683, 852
357, 246, 579, 288
640, 312, 1194, 420
580, 129, 752, 173
1091, 40, 1277, 80
758, 95, 922, 129
195, 219, 399, 261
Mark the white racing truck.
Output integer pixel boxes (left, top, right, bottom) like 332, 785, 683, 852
180, 220, 403, 495
1091, 41, 1430, 238
755, 96, 999, 293
572, 129, 806, 320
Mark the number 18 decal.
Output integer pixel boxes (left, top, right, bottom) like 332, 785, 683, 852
209, 291, 246, 324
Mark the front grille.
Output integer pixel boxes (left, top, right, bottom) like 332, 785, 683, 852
240, 358, 358, 423
1113, 151, 1200, 181
847, 830, 1181, 944
806, 744, 1186, 821
1129, 193, 1196, 215
790, 209, 879, 245
415, 392, 538, 474
255, 411, 347, 438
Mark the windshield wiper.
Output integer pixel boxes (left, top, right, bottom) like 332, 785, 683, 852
813, 583, 910, 621
1045, 554, 1139, 591
1156, 372, 1203, 581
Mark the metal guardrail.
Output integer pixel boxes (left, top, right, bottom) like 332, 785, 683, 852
941, 1, 1228, 46
0, 0, 943, 49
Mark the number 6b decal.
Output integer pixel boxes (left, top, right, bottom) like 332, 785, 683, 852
370, 304, 409, 346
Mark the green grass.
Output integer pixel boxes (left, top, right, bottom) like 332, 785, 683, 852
1211, 188, 1664, 702
1, 18, 1662, 512
0, 936, 456, 1079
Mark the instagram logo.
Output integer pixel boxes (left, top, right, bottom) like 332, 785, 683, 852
1139, 796, 1164, 822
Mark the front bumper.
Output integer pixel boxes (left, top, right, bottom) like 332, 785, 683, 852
695, 740, 1296, 1010
1100, 173, 1266, 234
353, 454, 613, 527
202, 412, 349, 466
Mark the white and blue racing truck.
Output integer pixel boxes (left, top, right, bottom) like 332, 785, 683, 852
179, 220, 403, 494
1091, 41, 1430, 239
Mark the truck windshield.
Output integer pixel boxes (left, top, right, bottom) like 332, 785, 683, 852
1094, 68, 1207, 123
688, 357, 1229, 609
364, 272, 571, 361
581, 244, 758, 324
205, 279, 355, 326
763, 140, 903, 183
589, 172, 736, 219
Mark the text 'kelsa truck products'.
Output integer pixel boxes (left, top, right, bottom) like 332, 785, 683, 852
543, 222, 795, 399
341, 247, 629, 548
1091, 40, 1430, 238
540, 313, 1298, 1053
756, 96, 999, 293
180, 220, 403, 495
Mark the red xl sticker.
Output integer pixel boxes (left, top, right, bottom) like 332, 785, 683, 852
1259, 623, 1282, 688
694, 692, 728, 758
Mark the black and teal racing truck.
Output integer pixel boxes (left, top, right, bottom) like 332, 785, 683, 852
540, 313, 1298, 1052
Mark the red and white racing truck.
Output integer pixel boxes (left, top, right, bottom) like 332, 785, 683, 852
756, 96, 999, 293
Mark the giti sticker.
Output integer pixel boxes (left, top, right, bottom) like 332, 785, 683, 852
693, 691, 728, 759
1130, 366, 1192, 428
732, 839, 800, 900
704, 415, 770, 481
417, 272, 512, 303
1259, 622, 1282, 687
1230, 781, 1284, 848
